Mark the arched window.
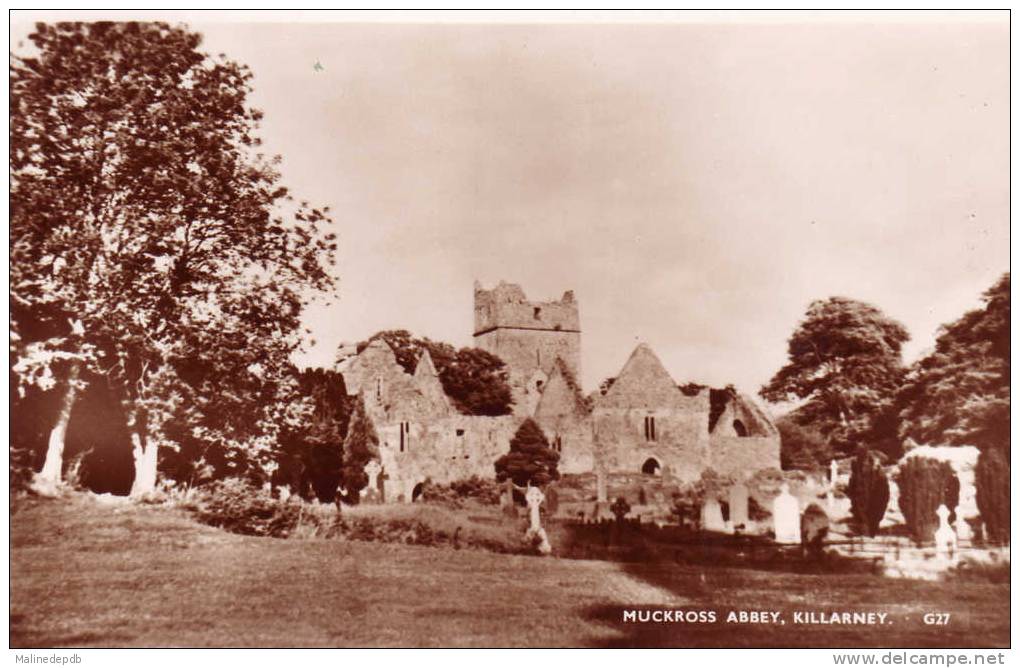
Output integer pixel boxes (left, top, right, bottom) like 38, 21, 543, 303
411, 483, 425, 503
642, 458, 661, 476
733, 419, 748, 437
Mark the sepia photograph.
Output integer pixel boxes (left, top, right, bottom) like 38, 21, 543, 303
8, 9, 1011, 653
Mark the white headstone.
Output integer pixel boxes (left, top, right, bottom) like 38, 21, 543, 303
772, 482, 801, 544
954, 505, 972, 542
729, 483, 749, 528
934, 504, 958, 562
830, 459, 839, 487
701, 497, 725, 532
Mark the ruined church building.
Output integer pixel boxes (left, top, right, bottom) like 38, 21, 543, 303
337, 281, 780, 502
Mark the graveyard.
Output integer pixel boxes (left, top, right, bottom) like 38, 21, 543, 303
7, 493, 1009, 648
10, 479, 1010, 648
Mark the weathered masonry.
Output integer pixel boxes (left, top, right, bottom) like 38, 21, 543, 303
335, 280, 781, 501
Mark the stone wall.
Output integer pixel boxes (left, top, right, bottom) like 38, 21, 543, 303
376, 415, 519, 503
593, 404, 711, 482
708, 435, 781, 479
473, 281, 581, 414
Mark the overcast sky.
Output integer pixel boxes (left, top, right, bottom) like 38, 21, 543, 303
13, 13, 1010, 396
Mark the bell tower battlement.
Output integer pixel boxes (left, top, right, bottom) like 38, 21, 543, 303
473, 281, 581, 414
473, 280, 579, 335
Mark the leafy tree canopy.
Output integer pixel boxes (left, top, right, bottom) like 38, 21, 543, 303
761, 297, 909, 456
897, 274, 1009, 454
10, 21, 337, 493
357, 330, 513, 416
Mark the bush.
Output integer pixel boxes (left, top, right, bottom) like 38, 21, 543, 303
191, 478, 340, 538
494, 418, 559, 487
895, 457, 960, 544
420, 476, 502, 508
975, 447, 1010, 543
848, 448, 890, 536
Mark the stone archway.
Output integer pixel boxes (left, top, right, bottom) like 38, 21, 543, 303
641, 457, 661, 476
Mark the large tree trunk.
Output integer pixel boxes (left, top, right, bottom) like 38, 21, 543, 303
129, 433, 159, 497
33, 361, 80, 494
127, 411, 158, 497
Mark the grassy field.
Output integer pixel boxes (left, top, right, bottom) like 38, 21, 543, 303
10, 494, 1009, 648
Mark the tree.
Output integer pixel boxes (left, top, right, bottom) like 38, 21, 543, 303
974, 447, 1010, 543
272, 368, 352, 501
895, 457, 960, 544
776, 415, 834, 471
494, 418, 560, 487
897, 274, 1009, 454
10, 22, 336, 494
761, 297, 909, 456
848, 448, 890, 536
358, 330, 513, 416
340, 396, 378, 503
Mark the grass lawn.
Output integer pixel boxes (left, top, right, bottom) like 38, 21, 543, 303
10, 495, 1009, 648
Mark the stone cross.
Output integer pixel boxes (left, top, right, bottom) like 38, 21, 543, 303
728, 483, 749, 529
772, 482, 801, 544
934, 504, 958, 562
523, 485, 552, 555
364, 460, 382, 492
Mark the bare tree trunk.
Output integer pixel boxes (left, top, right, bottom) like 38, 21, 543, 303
33, 361, 80, 494
129, 433, 159, 497
127, 410, 158, 497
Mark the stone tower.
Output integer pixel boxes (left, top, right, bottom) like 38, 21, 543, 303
473, 281, 581, 415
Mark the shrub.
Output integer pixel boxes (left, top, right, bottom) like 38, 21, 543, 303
192, 481, 344, 538
895, 457, 960, 544
975, 447, 1010, 543
419, 476, 502, 508
494, 418, 559, 487
801, 503, 830, 554
848, 448, 890, 536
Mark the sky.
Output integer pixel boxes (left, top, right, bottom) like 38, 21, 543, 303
12, 12, 1011, 397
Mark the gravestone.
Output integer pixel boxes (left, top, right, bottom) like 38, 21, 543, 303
701, 497, 725, 532
934, 504, 958, 562
830, 459, 839, 487
954, 505, 972, 542
772, 482, 801, 544
729, 483, 749, 529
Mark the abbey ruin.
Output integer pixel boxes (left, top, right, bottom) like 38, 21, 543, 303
336, 281, 780, 503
